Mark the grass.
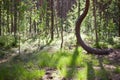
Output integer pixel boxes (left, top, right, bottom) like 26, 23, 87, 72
34, 47, 90, 69
0, 63, 45, 80
114, 66, 120, 74
95, 69, 109, 80
0, 47, 118, 80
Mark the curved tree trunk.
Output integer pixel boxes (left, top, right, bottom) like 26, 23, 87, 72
75, 0, 113, 55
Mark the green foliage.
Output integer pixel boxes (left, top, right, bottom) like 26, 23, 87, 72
0, 50, 6, 58
107, 37, 114, 45
95, 69, 109, 80
35, 48, 89, 69
0, 35, 15, 48
114, 66, 120, 74
76, 68, 87, 80
0, 63, 45, 80
93, 42, 109, 48
36, 51, 72, 68
66, 4, 78, 29
113, 37, 120, 48
0, 48, 119, 80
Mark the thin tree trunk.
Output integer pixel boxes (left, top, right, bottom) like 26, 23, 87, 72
7, 1, 10, 33
78, 0, 80, 17
60, 18, 63, 49
60, 0, 64, 49
14, 0, 17, 35
118, 18, 120, 37
11, 0, 14, 33
50, 0, 54, 40
55, 14, 59, 37
93, 0, 99, 46
14, 0, 18, 46
29, 17, 32, 33
46, 0, 50, 37
11, 15, 14, 33
2, 1, 5, 36
0, 1, 2, 36
118, 0, 120, 37
34, 20, 37, 34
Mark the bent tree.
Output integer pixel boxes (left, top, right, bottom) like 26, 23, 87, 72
75, 0, 113, 55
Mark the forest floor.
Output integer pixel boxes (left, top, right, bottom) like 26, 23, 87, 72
1, 46, 120, 80
0, 32, 120, 80
42, 52, 120, 80
0, 49, 120, 80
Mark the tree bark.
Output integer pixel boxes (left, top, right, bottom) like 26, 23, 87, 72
0, 1, 1, 36
118, 16, 120, 37
93, 0, 99, 46
13, 0, 18, 46
29, 17, 32, 33
78, 0, 80, 17
118, 0, 120, 37
60, 18, 64, 49
75, 0, 112, 55
34, 20, 37, 34
60, 0, 64, 49
50, 0, 54, 40
10, 0, 14, 33
7, 1, 10, 33
14, 0, 17, 35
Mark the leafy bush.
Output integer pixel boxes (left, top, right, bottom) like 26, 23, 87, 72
93, 42, 108, 48
108, 37, 114, 45
114, 66, 120, 74
0, 35, 16, 48
0, 51, 6, 59
113, 37, 120, 48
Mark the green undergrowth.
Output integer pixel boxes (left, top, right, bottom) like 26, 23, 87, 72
114, 66, 120, 74
0, 35, 17, 49
35, 48, 89, 68
0, 47, 118, 80
0, 63, 45, 80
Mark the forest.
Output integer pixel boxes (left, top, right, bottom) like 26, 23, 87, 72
0, 0, 120, 80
